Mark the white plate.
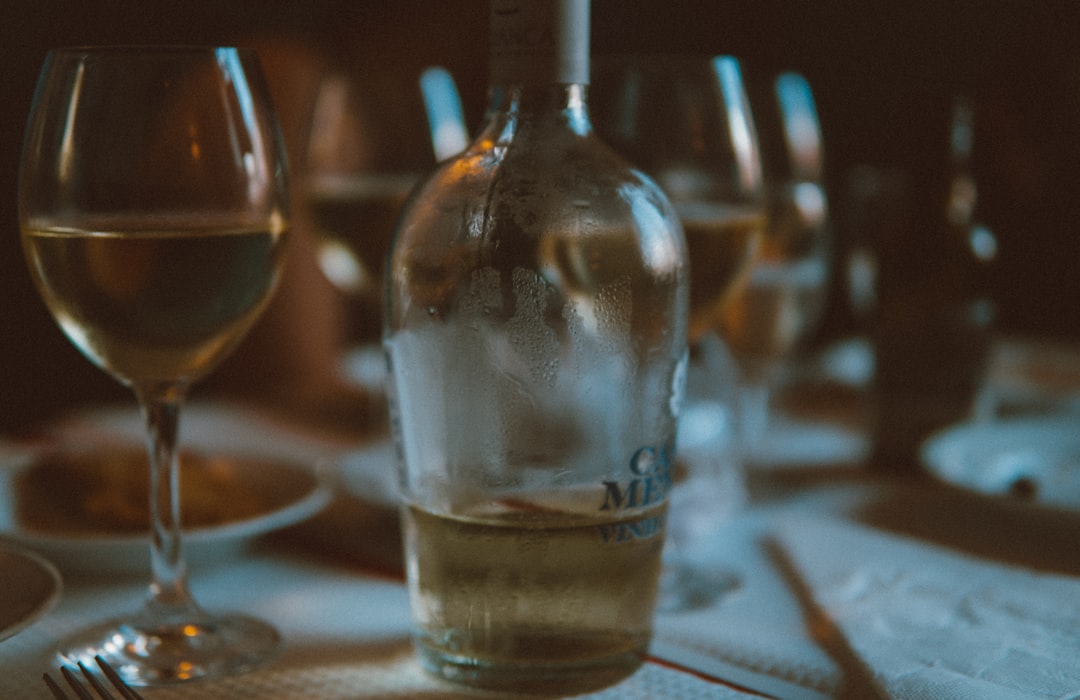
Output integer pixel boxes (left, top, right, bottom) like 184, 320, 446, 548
985, 335, 1080, 415
921, 417, 1080, 513
0, 543, 61, 641
0, 402, 336, 577
747, 415, 871, 470
336, 437, 399, 506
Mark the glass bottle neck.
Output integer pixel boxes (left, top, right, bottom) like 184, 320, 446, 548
484, 82, 592, 138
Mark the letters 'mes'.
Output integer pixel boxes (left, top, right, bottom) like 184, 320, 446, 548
597, 442, 675, 513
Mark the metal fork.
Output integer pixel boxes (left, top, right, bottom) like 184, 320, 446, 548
42, 656, 145, 700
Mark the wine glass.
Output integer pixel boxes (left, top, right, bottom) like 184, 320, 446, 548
305, 63, 466, 389
592, 54, 766, 609
718, 71, 831, 460
18, 47, 290, 684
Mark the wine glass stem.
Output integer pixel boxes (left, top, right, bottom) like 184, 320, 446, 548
136, 383, 200, 619
736, 379, 770, 457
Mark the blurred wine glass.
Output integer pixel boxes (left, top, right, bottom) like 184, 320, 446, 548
592, 54, 766, 609
718, 71, 831, 460
868, 94, 999, 464
305, 64, 466, 399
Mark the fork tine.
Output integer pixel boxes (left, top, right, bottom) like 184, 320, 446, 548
42, 657, 147, 700
42, 672, 70, 700
76, 661, 118, 700
93, 657, 146, 700
58, 666, 95, 700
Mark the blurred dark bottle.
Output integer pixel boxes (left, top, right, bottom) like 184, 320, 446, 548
870, 94, 998, 470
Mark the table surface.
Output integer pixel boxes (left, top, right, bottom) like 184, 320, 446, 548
1, 355, 1078, 699
0, 505, 782, 700
0, 435, 849, 698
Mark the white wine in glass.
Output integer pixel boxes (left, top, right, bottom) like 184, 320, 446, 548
23, 217, 284, 384
18, 47, 290, 685
676, 201, 765, 342
306, 172, 416, 298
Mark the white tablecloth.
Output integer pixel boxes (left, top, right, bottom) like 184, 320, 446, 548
0, 550, 760, 699
5, 389, 1080, 699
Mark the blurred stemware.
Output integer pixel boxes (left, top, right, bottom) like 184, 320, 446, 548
305, 63, 466, 393
870, 93, 998, 465
592, 54, 766, 610
18, 47, 290, 685
719, 71, 831, 461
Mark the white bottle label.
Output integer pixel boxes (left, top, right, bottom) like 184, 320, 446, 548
490, 0, 590, 85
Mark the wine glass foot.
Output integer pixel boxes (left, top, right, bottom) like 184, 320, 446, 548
657, 563, 741, 613
58, 612, 280, 686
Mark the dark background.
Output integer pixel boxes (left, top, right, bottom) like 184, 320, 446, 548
1, 1, 1077, 432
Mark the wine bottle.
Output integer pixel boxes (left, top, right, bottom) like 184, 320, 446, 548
383, 0, 689, 693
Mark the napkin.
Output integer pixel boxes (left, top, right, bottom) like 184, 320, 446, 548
772, 515, 1080, 699
652, 510, 844, 700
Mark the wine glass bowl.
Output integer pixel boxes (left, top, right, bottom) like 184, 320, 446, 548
591, 55, 766, 344
306, 73, 417, 302
305, 65, 465, 348
18, 47, 290, 685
